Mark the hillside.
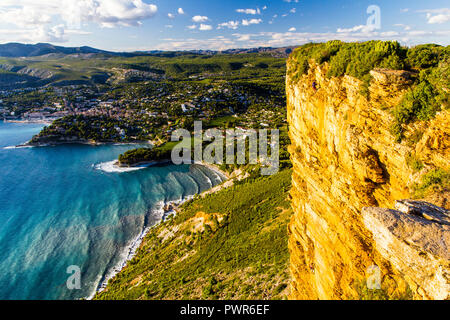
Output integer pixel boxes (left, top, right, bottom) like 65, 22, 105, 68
0, 43, 115, 58
95, 169, 292, 300
0, 50, 286, 89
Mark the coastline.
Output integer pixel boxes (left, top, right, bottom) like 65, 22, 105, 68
2, 119, 54, 125
89, 161, 231, 299
17, 139, 151, 148
90, 196, 193, 299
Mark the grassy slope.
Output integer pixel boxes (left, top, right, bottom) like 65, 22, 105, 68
0, 52, 286, 86
95, 169, 292, 300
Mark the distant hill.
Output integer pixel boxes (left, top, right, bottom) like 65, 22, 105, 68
0, 43, 118, 58
0, 43, 292, 89
139, 47, 297, 58
0, 43, 297, 58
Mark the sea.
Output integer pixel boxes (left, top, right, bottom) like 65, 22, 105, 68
0, 121, 225, 300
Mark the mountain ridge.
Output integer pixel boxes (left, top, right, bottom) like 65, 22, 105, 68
0, 42, 296, 58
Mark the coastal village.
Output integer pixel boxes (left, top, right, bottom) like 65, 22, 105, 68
1, 78, 286, 143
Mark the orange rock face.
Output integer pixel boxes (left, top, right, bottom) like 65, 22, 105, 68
286, 60, 449, 300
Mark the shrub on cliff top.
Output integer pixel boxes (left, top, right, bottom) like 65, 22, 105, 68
393, 80, 440, 124
406, 44, 443, 69
288, 40, 406, 81
289, 41, 448, 142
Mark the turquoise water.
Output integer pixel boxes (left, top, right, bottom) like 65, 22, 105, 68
0, 121, 224, 300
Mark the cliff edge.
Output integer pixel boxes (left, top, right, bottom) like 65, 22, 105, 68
286, 59, 449, 299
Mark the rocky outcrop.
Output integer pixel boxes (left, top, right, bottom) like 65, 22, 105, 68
0, 63, 54, 79
363, 200, 449, 300
286, 60, 449, 300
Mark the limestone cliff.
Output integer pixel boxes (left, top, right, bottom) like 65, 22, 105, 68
286, 61, 449, 300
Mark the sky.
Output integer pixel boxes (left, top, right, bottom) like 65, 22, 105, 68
0, 0, 449, 52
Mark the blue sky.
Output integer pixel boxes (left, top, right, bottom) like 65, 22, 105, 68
0, 0, 449, 51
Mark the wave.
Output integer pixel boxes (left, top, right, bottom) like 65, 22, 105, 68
93, 160, 151, 173
3, 145, 34, 150
90, 195, 195, 299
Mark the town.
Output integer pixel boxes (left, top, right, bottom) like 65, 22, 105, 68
2, 73, 287, 145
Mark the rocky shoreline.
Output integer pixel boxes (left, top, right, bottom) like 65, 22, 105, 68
91, 196, 192, 298
18, 138, 150, 148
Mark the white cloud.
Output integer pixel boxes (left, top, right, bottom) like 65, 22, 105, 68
0, 0, 158, 42
394, 24, 411, 31
289, 27, 296, 32
218, 21, 240, 30
290, 8, 297, 14
199, 24, 212, 31
337, 24, 377, 33
168, 13, 175, 19
178, 8, 185, 15
236, 34, 251, 41
187, 24, 197, 30
155, 27, 450, 51
236, 8, 261, 15
242, 19, 262, 26
192, 15, 209, 23
425, 9, 450, 24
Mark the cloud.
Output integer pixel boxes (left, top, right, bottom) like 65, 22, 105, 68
290, 8, 297, 14
289, 27, 296, 32
199, 24, 212, 31
192, 15, 209, 23
242, 19, 262, 26
63, 0, 157, 28
337, 24, 377, 33
155, 28, 450, 52
394, 24, 411, 31
168, 13, 175, 19
0, 0, 158, 42
424, 8, 450, 24
154, 36, 237, 51
218, 21, 240, 30
187, 25, 197, 30
236, 34, 251, 41
236, 8, 261, 15
178, 8, 185, 15
284, 0, 299, 2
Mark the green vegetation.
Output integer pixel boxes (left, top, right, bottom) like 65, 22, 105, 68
392, 45, 449, 141
356, 280, 414, 300
118, 147, 172, 166
406, 153, 424, 172
118, 139, 194, 165
413, 168, 450, 198
288, 40, 406, 82
31, 115, 157, 143
95, 169, 292, 300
